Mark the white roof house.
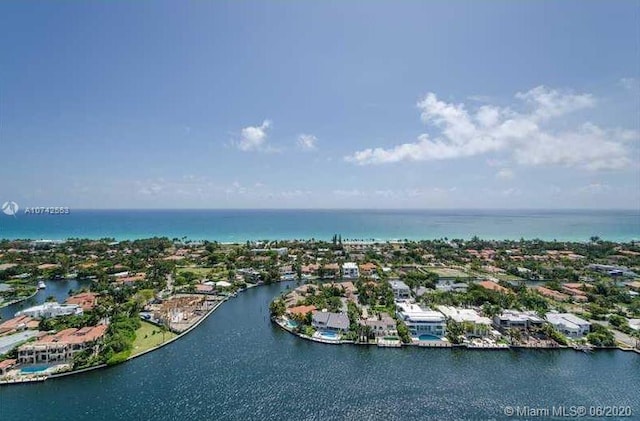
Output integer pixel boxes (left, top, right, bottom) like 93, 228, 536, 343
437, 306, 492, 326
215, 281, 232, 288
546, 312, 591, 337
494, 310, 544, 330
15, 302, 83, 319
396, 302, 446, 338
342, 262, 359, 279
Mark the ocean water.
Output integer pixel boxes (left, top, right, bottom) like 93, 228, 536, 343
2, 282, 639, 421
0, 209, 638, 242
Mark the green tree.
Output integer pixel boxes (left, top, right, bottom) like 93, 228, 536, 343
269, 299, 286, 318
396, 320, 412, 343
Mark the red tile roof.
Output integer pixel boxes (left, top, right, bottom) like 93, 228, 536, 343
65, 292, 98, 311
535, 286, 569, 301
478, 280, 510, 293
287, 305, 317, 316
36, 325, 108, 345
0, 359, 17, 370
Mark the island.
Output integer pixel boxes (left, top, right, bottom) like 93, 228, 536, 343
1, 236, 639, 385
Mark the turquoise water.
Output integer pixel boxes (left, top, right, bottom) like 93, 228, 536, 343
320, 331, 338, 338
0, 209, 638, 242
2, 282, 639, 421
286, 320, 298, 328
418, 334, 441, 341
20, 364, 50, 373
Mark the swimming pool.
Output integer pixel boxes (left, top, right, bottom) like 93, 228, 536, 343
319, 331, 338, 339
286, 320, 298, 329
20, 364, 51, 373
418, 334, 441, 341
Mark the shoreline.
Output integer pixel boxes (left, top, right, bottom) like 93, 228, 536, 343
273, 317, 640, 354
2, 276, 638, 386
0, 290, 38, 311
0, 293, 234, 386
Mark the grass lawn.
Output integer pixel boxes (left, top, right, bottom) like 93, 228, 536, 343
493, 273, 524, 282
429, 267, 471, 278
131, 321, 177, 356
177, 267, 215, 276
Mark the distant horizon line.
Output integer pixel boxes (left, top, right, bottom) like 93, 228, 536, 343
39, 207, 640, 212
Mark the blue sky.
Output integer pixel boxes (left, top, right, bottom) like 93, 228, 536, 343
1, 1, 638, 209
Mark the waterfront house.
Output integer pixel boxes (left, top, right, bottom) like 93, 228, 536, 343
17, 325, 108, 365
364, 313, 397, 337
493, 310, 543, 331
389, 280, 411, 300
396, 302, 446, 338
15, 302, 83, 319
279, 265, 296, 280
301, 264, 320, 277
65, 292, 99, 311
0, 358, 17, 376
436, 306, 492, 337
545, 312, 591, 337
311, 311, 349, 332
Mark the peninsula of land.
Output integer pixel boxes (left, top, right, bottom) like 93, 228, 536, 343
1, 236, 639, 384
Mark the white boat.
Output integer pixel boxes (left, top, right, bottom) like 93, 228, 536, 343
37, 281, 46, 289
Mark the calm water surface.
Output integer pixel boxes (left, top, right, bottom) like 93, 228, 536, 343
0, 209, 638, 242
2, 282, 638, 421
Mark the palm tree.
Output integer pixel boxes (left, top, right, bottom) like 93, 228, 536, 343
507, 328, 522, 344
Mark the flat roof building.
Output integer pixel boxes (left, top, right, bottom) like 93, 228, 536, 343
396, 302, 446, 338
494, 310, 543, 331
15, 302, 83, 319
546, 312, 591, 337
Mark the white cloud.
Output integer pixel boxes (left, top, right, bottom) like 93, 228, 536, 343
345, 86, 636, 170
514, 85, 595, 120
297, 133, 318, 150
512, 123, 631, 170
237, 120, 272, 151
496, 168, 514, 180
